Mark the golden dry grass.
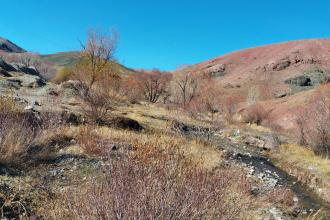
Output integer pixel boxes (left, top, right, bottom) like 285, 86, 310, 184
273, 144, 330, 178
113, 103, 210, 131
72, 124, 222, 171
271, 144, 330, 202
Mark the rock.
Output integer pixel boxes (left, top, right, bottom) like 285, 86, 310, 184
0, 58, 16, 72
11, 63, 40, 76
272, 58, 291, 71
275, 91, 288, 98
0, 79, 21, 90
0, 69, 11, 77
9, 75, 46, 88
245, 136, 265, 149
60, 80, 79, 90
205, 64, 226, 77
269, 207, 285, 220
24, 105, 34, 111
263, 134, 281, 150
33, 100, 41, 106
244, 134, 280, 150
99, 116, 144, 131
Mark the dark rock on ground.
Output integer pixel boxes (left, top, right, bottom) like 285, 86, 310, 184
98, 116, 144, 131
0, 58, 16, 72
11, 63, 40, 76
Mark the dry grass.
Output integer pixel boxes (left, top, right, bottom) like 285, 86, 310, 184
0, 97, 38, 166
114, 103, 211, 132
271, 144, 330, 202
43, 136, 256, 219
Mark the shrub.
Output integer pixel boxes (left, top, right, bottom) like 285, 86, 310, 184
0, 97, 39, 166
51, 67, 73, 84
243, 103, 269, 125
297, 87, 330, 157
47, 144, 254, 219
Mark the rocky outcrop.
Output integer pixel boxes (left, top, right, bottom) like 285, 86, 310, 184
264, 55, 321, 72
204, 63, 226, 77
244, 134, 281, 150
11, 63, 40, 76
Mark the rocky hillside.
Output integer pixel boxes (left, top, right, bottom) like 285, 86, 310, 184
182, 39, 330, 133
188, 38, 330, 85
0, 37, 26, 53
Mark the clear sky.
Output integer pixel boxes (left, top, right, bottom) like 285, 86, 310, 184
1, 0, 330, 70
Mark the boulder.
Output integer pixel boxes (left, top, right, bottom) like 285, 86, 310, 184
0, 58, 16, 72
11, 63, 40, 76
9, 75, 46, 88
0, 69, 11, 77
0, 79, 21, 90
244, 134, 280, 150
271, 58, 291, 71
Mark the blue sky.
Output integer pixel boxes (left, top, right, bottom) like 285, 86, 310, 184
1, 0, 330, 70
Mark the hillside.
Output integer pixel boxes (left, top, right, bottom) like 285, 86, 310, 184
180, 39, 330, 132
0, 37, 26, 53
0, 37, 329, 219
187, 38, 330, 84
0, 37, 140, 80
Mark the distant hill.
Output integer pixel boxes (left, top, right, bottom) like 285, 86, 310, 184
0, 37, 26, 53
40, 52, 140, 77
0, 37, 140, 80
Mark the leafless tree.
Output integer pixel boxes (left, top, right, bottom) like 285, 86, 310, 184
74, 29, 119, 123
136, 69, 172, 103
76, 29, 118, 89
173, 72, 198, 108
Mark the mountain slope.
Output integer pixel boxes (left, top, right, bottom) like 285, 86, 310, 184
0, 37, 26, 53
181, 39, 330, 133
185, 39, 330, 89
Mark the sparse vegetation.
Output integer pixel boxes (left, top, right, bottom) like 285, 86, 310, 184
43, 125, 258, 219
297, 85, 330, 157
51, 67, 73, 84
1, 28, 330, 219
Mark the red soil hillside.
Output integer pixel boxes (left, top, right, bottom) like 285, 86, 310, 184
183, 39, 330, 135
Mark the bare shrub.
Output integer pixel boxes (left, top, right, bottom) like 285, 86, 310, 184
172, 71, 199, 108
243, 103, 270, 125
297, 87, 330, 157
0, 97, 40, 166
75, 83, 113, 124
222, 96, 238, 123
48, 144, 254, 219
132, 69, 172, 103
185, 76, 221, 121
76, 125, 104, 156
266, 187, 296, 208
